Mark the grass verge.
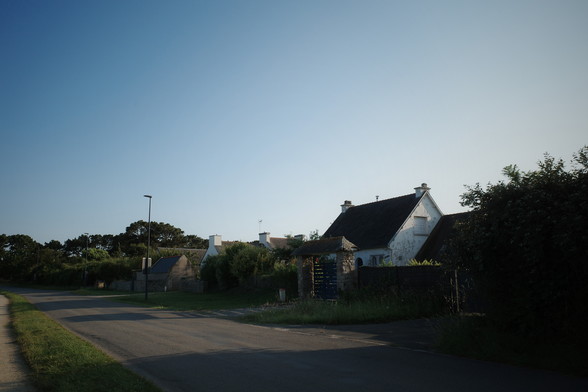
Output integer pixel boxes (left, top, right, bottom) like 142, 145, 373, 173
241, 293, 445, 325
435, 314, 588, 377
2, 290, 161, 392
110, 288, 278, 311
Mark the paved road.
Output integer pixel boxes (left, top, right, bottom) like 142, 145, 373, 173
4, 287, 587, 392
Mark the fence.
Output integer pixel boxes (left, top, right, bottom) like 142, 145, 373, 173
358, 266, 484, 313
358, 266, 446, 291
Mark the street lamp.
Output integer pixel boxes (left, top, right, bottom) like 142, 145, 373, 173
83, 233, 89, 286
143, 195, 152, 300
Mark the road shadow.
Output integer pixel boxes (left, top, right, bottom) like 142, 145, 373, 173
123, 346, 588, 392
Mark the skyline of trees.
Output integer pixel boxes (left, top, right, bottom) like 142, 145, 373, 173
0, 221, 208, 283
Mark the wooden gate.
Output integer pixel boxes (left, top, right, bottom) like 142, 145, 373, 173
313, 258, 338, 299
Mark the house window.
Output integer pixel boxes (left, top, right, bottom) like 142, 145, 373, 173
414, 216, 427, 235
369, 255, 384, 266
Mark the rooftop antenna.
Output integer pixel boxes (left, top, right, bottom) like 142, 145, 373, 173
258, 219, 263, 233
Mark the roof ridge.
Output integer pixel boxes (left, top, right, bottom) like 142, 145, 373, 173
353, 192, 415, 208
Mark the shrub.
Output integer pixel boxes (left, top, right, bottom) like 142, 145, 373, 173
408, 259, 441, 266
454, 147, 588, 340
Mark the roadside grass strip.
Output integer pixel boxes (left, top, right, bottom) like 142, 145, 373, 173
111, 289, 278, 311
2, 291, 160, 392
241, 294, 445, 325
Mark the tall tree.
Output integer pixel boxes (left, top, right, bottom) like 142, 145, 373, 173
0, 234, 41, 281
454, 147, 588, 339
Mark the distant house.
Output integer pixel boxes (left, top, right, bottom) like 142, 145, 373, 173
322, 183, 443, 267
138, 255, 195, 291
257, 232, 290, 250
158, 247, 207, 264
256, 232, 306, 252
203, 234, 240, 260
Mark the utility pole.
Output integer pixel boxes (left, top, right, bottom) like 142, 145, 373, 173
84, 233, 89, 286
144, 195, 152, 300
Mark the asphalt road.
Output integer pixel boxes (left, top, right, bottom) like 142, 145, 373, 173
5, 287, 588, 392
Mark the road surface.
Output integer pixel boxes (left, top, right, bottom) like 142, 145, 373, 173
4, 287, 587, 392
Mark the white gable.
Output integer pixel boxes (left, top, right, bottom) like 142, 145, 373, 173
387, 192, 443, 265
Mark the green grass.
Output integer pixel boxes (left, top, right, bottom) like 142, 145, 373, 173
241, 293, 446, 325
71, 288, 136, 296
110, 288, 279, 311
436, 314, 588, 377
2, 290, 161, 392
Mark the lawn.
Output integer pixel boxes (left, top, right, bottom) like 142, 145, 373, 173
2, 290, 160, 392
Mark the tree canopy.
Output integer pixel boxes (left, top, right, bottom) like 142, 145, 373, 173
453, 147, 588, 340
1, 221, 208, 284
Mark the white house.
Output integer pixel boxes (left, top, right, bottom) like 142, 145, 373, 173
203, 234, 239, 260
322, 183, 443, 266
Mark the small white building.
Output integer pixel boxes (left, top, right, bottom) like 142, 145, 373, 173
203, 234, 240, 260
323, 183, 443, 266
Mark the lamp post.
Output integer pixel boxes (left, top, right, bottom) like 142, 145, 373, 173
83, 233, 89, 286
143, 195, 152, 300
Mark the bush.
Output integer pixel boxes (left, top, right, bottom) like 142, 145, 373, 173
454, 147, 588, 340
231, 246, 275, 283
201, 244, 297, 293
200, 254, 238, 291
265, 261, 298, 295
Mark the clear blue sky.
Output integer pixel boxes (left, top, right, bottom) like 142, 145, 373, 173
1, 0, 587, 244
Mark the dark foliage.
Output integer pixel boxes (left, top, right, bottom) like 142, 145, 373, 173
452, 147, 588, 340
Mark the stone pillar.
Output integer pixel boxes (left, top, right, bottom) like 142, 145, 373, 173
337, 251, 356, 292
297, 256, 314, 299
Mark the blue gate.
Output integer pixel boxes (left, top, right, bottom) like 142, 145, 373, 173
314, 259, 338, 299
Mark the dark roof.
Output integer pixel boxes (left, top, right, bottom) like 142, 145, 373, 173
269, 237, 289, 249
323, 193, 422, 249
415, 212, 471, 262
215, 241, 239, 253
292, 236, 357, 256
158, 248, 207, 262
150, 256, 181, 274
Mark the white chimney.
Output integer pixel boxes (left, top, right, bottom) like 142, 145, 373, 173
209, 234, 222, 250
414, 183, 431, 198
341, 200, 354, 213
259, 232, 271, 248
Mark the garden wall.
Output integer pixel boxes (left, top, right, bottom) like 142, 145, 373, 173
358, 266, 447, 292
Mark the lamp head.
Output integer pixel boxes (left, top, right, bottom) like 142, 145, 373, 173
143, 195, 152, 199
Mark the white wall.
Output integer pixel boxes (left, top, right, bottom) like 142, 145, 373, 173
387, 193, 442, 265
203, 234, 222, 260
353, 248, 391, 267
259, 232, 271, 249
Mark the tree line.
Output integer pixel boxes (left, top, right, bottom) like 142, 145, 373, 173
0, 221, 208, 284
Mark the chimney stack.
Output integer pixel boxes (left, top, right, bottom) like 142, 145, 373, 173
259, 232, 271, 248
209, 234, 222, 249
414, 183, 431, 198
341, 200, 354, 213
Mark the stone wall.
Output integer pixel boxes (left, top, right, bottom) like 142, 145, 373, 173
297, 251, 357, 299
110, 280, 132, 291
180, 279, 207, 293
336, 251, 356, 292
